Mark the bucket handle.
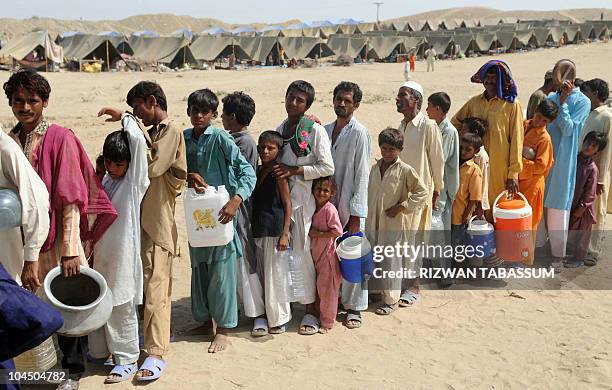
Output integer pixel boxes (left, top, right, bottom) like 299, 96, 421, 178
334, 231, 364, 259
492, 190, 529, 223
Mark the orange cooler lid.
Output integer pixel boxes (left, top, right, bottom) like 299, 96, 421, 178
498, 199, 526, 210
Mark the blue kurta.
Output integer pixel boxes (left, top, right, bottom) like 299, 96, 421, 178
544, 88, 591, 211
184, 126, 256, 265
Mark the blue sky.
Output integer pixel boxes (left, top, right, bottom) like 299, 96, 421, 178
5, 0, 612, 23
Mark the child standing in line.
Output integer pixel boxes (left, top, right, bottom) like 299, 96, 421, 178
251, 131, 292, 334
520, 100, 557, 266
367, 128, 428, 316
461, 117, 489, 218
91, 111, 150, 383
184, 89, 256, 353
220, 91, 266, 336
565, 131, 607, 268
451, 133, 483, 256
306, 177, 343, 334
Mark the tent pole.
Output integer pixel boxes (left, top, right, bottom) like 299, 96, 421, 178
106, 40, 110, 71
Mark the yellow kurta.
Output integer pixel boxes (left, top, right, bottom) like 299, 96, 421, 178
451, 93, 524, 208
398, 112, 444, 234
366, 158, 428, 301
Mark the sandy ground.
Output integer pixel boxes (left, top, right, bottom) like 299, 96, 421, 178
3, 42, 612, 389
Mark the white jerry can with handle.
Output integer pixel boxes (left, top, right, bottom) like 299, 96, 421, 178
184, 186, 234, 247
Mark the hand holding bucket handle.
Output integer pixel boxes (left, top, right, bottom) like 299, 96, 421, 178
492, 190, 529, 223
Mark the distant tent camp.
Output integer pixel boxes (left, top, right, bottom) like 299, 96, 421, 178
0, 30, 64, 70
107, 35, 133, 55
301, 28, 323, 38
131, 30, 160, 38
367, 36, 407, 59
171, 29, 194, 40
128, 36, 196, 68
235, 36, 284, 63
98, 31, 122, 37
59, 34, 123, 71
279, 37, 334, 59
58, 31, 86, 41
200, 27, 226, 36
474, 32, 499, 52
189, 36, 250, 62
452, 33, 480, 55
232, 26, 256, 35
327, 36, 372, 59
424, 35, 454, 56
563, 26, 583, 44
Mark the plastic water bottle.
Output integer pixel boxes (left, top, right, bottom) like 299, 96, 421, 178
285, 245, 306, 302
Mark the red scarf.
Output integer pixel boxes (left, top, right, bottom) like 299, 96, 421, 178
33, 125, 117, 253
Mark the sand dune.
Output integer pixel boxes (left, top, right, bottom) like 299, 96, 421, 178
2, 41, 612, 389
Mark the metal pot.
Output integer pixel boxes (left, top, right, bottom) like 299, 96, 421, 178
42, 266, 113, 336
0, 188, 22, 230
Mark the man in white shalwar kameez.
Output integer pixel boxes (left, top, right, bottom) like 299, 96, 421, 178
273, 80, 334, 334
396, 81, 444, 305
324, 82, 371, 329
89, 111, 150, 383
0, 128, 49, 285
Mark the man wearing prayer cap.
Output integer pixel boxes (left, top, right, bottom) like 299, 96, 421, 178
394, 80, 444, 306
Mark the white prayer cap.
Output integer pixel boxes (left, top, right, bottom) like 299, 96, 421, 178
400, 81, 424, 97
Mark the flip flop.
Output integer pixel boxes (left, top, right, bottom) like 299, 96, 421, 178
563, 259, 584, 268
344, 311, 362, 329
399, 291, 421, 307
298, 314, 320, 335
269, 322, 288, 334
136, 356, 166, 382
583, 255, 597, 266
375, 303, 398, 315
105, 362, 138, 384
251, 317, 269, 337
551, 261, 564, 273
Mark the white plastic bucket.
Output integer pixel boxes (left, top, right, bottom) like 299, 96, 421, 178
184, 186, 234, 247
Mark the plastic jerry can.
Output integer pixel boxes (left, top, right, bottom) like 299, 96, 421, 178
184, 186, 234, 247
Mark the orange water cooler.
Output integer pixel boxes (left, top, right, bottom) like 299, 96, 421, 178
492, 191, 533, 263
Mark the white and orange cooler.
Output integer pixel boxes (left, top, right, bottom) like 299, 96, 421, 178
492, 191, 533, 263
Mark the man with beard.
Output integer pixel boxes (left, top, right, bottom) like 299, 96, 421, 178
451, 60, 524, 218
396, 81, 444, 306
324, 82, 371, 329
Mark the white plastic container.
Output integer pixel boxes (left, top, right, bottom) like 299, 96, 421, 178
184, 186, 234, 247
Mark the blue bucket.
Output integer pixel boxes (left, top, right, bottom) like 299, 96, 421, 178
466, 217, 496, 258
335, 232, 375, 283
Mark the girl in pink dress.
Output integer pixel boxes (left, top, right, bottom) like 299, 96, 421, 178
303, 176, 343, 334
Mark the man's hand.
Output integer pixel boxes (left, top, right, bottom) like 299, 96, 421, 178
272, 164, 300, 180
432, 191, 440, 211
597, 184, 605, 196
21, 261, 40, 291
218, 196, 241, 224
505, 179, 519, 195
97, 107, 124, 122
559, 80, 575, 105
475, 203, 485, 219
346, 216, 361, 235
61, 256, 80, 277
385, 204, 405, 218
308, 227, 319, 238
187, 173, 208, 193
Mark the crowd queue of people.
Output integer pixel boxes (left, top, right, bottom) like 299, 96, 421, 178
0, 57, 611, 389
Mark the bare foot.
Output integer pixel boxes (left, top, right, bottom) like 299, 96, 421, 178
208, 328, 229, 353
136, 354, 162, 378
181, 320, 214, 335
318, 327, 331, 334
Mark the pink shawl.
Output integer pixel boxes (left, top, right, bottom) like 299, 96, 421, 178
33, 124, 117, 253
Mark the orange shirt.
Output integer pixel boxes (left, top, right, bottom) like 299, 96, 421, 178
452, 159, 483, 225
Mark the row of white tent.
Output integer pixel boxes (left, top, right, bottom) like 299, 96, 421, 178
1, 21, 610, 71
